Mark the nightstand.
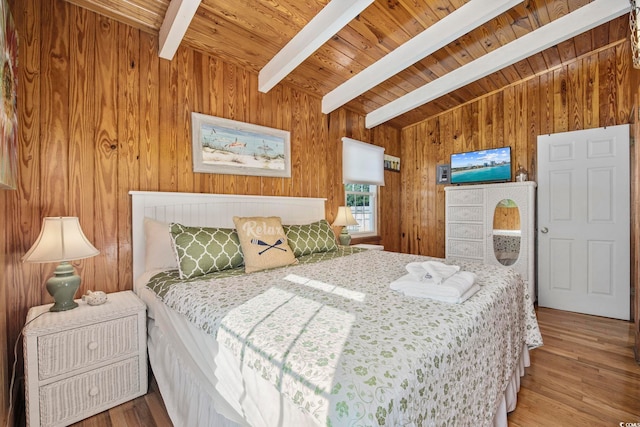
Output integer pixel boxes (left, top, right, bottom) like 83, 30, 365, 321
23, 291, 147, 426
353, 243, 384, 251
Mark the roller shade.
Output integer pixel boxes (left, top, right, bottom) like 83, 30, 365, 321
342, 137, 385, 186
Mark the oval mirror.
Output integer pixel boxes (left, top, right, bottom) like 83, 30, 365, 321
492, 199, 520, 266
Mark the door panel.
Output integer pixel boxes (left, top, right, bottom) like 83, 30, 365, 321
537, 125, 630, 320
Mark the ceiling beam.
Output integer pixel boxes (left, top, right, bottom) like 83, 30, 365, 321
322, 0, 522, 115
258, 0, 374, 93
158, 0, 201, 60
365, 0, 630, 128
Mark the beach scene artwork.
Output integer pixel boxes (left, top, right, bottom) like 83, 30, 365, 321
191, 113, 291, 177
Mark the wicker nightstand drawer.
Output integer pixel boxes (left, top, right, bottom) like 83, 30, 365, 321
37, 315, 139, 380
38, 357, 141, 426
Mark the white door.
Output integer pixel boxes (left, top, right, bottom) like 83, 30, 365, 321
537, 125, 630, 320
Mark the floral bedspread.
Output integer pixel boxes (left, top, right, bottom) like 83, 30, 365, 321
146, 249, 542, 427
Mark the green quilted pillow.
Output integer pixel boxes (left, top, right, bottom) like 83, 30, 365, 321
283, 219, 338, 257
169, 223, 244, 279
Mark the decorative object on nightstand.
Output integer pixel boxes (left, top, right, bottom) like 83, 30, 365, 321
82, 290, 108, 306
332, 206, 358, 246
23, 291, 148, 426
22, 217, 99, 312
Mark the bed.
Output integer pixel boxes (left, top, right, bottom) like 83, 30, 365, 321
130, 191, 542, 427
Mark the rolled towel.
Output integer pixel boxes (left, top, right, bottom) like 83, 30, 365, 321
405, 261, 460, 284
405, 262, 430, 281
422, 261, 460, 284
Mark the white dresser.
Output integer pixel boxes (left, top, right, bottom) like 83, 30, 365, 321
23, 291, 147, 426
445, 182, 536, 300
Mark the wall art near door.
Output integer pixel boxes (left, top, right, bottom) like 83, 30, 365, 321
0, 0, 17, 190
384, 154, 400, 172
191, 113, 291, 178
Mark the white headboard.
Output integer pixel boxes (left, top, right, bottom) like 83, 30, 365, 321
130, 191, 327, 283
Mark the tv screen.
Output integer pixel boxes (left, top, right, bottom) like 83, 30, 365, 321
450, 147, 511, 185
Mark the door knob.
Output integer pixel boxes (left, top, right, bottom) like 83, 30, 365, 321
541, 227, 548, 233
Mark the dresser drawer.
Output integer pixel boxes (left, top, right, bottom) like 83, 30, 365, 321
38, 357, 142, 426
447, 205, 483, 222
447, 222, 483, 239
37, 315, 139, 380
447, 239, 484, 259
446, 189, 483, 205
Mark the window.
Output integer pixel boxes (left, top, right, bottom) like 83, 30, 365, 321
345, 183, 377, 236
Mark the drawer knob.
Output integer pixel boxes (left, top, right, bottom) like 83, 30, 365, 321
89, 386, 99, 397
87, 341, 99, 351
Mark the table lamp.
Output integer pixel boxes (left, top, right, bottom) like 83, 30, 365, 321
22, 217, 100, 312
332, 206, 358, 246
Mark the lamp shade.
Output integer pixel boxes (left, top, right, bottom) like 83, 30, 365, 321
22, 217, 99, 263
332, 206, 358, 227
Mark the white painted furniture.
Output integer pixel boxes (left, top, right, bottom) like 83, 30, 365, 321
353, 243, 384, 250
23, 291, 147, 426
445, 181, 536, 300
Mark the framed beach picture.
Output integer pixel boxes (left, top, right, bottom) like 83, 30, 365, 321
191, 113, 291, 178
0, 0, 18, 190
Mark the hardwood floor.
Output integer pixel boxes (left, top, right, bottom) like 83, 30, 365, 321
69, 377, 172, 427
70, 307, 640, 427
508, 307, 640, 426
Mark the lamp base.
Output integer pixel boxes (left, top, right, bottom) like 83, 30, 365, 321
339, 229, 352, 246
46, 262, 80, 312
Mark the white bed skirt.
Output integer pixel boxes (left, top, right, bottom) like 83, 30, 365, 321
142, 284, 530, 427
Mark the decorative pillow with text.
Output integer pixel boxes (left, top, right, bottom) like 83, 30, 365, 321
233, 216, 298, 273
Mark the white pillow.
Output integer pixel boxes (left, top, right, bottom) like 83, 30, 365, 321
144, 217, 178, 272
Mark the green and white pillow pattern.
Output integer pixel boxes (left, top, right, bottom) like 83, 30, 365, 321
283, 219, 338, 257
170, 223, 244, 279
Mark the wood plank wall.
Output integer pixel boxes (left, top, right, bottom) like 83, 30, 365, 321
400, 39, 639, 324
401, 39, 636, 257
0, 0, 401, 422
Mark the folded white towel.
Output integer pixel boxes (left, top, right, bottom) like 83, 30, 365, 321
390, 270, 478, 303
405, 261, 460, 284
436, 284, 480, 304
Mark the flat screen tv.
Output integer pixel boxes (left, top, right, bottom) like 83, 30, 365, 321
450, 146, 511, 185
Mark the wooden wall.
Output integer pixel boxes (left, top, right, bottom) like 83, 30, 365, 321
1, 1, 637, 424
400, 39, 636, 258
0, 0, 401, 422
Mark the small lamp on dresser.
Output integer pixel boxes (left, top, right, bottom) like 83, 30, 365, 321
22, 217, 99, 312
332, 206, 358, 246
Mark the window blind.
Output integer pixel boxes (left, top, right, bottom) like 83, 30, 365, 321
342, 137, 385, 186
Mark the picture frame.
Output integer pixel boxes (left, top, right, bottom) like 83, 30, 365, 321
0, 0, 18, 190
384, 154, 400, 172
191, 112, 291, 178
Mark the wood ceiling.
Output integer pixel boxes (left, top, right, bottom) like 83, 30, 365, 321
64, 0, 631, 129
